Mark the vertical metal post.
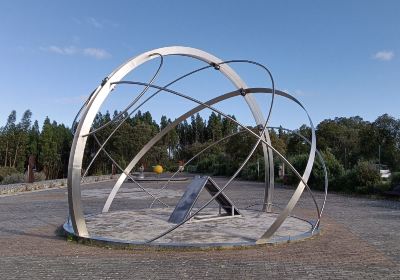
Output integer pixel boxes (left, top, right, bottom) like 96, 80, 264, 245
263, 142, 274, 213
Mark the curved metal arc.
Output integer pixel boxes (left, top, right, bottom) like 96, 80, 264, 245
67, 84, 104, 236
142, 86, 317, 243
252, 89, 317, 243
101, 88, 241, 213
115, 58, 276, 211
84, 64, 212, 139
146, 119, 266, 244
268, 126, 328, 229
85, 53, 279, 138
83, 53, 164, 137
91, 134, 169, 208
102, 84, 319, 219
69, 46, 270, 237
243, 90, 318, 243
71, 87, 99, 135
92, 56, 276, 215
81, 64, 214, 179
111, 81, 257, 134
80, 54, 164, 180
82, 66, 211, 179
235, 125, 324, 226
100, 85, 318, 243
145, 118, 319, 244
110, 58, 277, 140
149, 130, 247, 208
216, 60, 276, 212
217, 60, 275, 125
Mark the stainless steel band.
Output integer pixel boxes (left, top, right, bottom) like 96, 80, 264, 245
67, 46, 325, 244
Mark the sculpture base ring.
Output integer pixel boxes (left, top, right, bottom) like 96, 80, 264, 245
63, 209, 320, 249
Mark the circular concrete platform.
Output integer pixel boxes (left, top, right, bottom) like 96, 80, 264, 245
63, 208, 319, 248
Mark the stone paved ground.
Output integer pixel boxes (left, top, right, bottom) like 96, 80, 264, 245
0, 176, 399, 279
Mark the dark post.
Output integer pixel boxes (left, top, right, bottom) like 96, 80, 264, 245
28, 155, 36, 183
112, 163, 116, 177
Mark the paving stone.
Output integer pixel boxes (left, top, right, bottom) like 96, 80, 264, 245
0, 176, 399, 279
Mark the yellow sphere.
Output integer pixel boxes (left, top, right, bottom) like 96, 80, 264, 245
153, 165, 163, 174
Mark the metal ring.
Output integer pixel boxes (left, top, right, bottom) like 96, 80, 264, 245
67, 47, 323, 245
68, 46, 275, 237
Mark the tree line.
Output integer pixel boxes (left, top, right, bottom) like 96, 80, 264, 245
0, 110, 72, 182
0, 109, 399, 193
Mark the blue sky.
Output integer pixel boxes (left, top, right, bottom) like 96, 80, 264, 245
0, 0, 399, 130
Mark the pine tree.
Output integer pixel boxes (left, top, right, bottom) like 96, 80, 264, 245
3, 111, 17, 167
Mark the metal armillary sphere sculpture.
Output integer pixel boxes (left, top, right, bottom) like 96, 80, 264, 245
65, 46, 328, 247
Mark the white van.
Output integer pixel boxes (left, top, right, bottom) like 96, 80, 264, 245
379, 165, 391, 179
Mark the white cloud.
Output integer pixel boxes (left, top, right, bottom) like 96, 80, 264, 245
83, 48, 111, 59
41, 45, 78, 55
41, 45, 111, 59
73, 17, 119, 28
86, 17, 102, 28
373, 50, 394, 61
72, 17, 82, 24
104, 19, 120, 28
17, 45, 26, 52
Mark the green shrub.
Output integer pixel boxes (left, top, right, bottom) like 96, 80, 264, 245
374, 181, 391, 193
1, 173, 25, 185
391, 172, 400, 188
313, 150, 345, 191
340, 160, 381, 194
285, 154, 308, 186
196, 155, 217, 174
354, 161, 380, 187
160, 161, 180, 172
194, 153, 234, 176
0, 167, 19, 182
241, 161, 262, 181
285, 150, 344, 191
185, 165, 197, 173
34, 171, 46, 182
335, 170, 354, 192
